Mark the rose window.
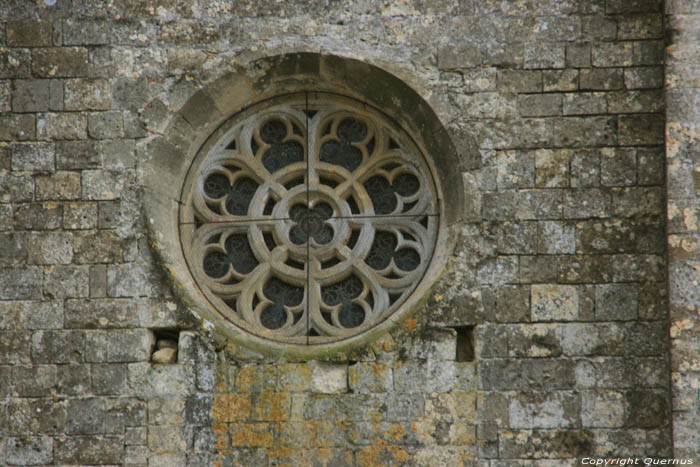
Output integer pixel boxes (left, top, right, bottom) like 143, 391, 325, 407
179, 93, 440, 345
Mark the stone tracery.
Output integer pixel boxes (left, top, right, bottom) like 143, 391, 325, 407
180, 93, 439, 344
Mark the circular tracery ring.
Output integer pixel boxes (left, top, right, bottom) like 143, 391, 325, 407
179, 92, 440, 345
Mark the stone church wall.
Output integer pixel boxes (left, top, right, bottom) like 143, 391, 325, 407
0, 0, 687, 465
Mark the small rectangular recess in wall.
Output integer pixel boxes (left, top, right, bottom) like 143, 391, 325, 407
454, 325, 474, 362
151, 328, 180, 364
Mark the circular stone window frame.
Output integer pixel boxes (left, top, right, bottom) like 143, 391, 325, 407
143, 53, 471, 359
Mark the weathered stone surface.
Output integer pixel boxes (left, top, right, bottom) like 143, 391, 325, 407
32, 47, 88, 77
531, 285, 579, 321
43, 265, 90, 298
310, 362, 348, 394
32, 330, 86, 364
64, 78, 112, 110
5, 437, 54, 465
11, 80, 50, 113
6, 21, 52, 46
85, 329, 154, 362
56, 140, 100, 169
54, 436, 123, 464
37, 113, 87, 140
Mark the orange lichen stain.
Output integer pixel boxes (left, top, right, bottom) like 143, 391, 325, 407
357, 446, 410, 466
212, 394, 252, 423
212, 423, 230, 452
230, 422, 275, 447
401, 318, 419, 332
386, 422, 407, 441
250, 393, 290, 421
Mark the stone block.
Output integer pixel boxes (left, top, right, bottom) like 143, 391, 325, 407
582, 390, 626, 428
497, 69, 542, 92
570, 149, 600, 188
595, 284, 638, 321
5, 437, 54, 465
43, 265, 90, 298
508, 323, 562, 358
54, 436, 123, 465
0, 267, 42, 300
562, 188, 611, 219
35, 171, 81, 200
88, 112, 125, 139
509, 391, 580, 428
73, 230, 123, 263
13, 202, 62, 230
49, 79, 63, 110
519, 255, 561, 284
0, 49, 31, 79
0, 300, 62, 330
107, 262, 159, 297
562, 92, 607, 115
538, 221, 575, 254
475, 324, 508, 358
6, 21, 52, 46
56, 140, 100, 169
12, 364, 57, 396
637, 147, 664, 186
577, 218, 665, 255
543, 69, 578, 92
600, 148, 636, 187
37, 112, 87, 140
535, 148, 570, 188
625, 390, 669, 428
518, 94, 562, 117
607, 89, 664, 114
63, 18, 110, 45
32, 47, 88, 77
0, 232, 27, 267
593, 42, 634, 67
633, 40, 664, 65
0, 173, 34, 202
85, 329, 154, 362
83, 169, 129, 200
607, 0, 661, 13
212, 394, 252, 422
349, 362, 392, 393
565, 44, 591, 68
612, 186, 664, 217
64, 78, 112, 110
477, 256, 519, 285
56, 364, 91, 396
495, 149, 535, 189
11, 79, 50, 112
63, 202, 98, 229
580, 68, 624, 90
250, 393, 291, 422
524, 41, 565, 69
552, 116, 617, 147
0, 331, 31, 364
624, 67, 663, 90
32, 330, 86, 364
480, 359, 576, 391
101, 139, 136, 169
91, 363, 128, 395
310, 361, 348, 394
531, 284, 579, 321
0, 81, 9, 111
494, 221, 537, 255
66, 398, 106, 434
0, 114, 36, 141
28, 232, 73, 265
65, 298, 138, 328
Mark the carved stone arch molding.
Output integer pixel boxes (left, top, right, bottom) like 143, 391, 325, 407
142, 53, 472, 358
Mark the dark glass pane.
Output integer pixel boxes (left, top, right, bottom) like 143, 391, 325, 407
364, 176, 396, 214
260, 119, 286, 144
320, 141, 362, 172
260, 304, 286, 330
337, 118, 367, 142
203, 173, 229, 198
339, 303, 365, 328
225, 234, 258, 274
262, 141, 303, 173
225, 177, 258, 215
203, 251, 229, 278
263, 277, 304, 307
321, 275, 362, 306
365, 230, 419, 271
393, 173, 420, 196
